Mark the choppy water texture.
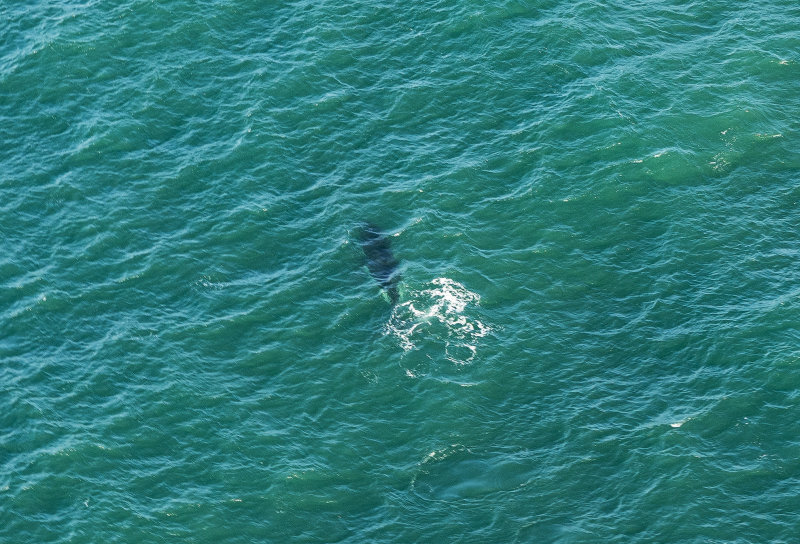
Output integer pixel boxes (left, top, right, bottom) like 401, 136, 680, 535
3, 0, 800, 541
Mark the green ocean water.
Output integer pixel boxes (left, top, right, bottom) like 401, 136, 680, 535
2, 0, 800, 541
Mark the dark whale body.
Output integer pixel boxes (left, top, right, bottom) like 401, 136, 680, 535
358, 222, 400, 305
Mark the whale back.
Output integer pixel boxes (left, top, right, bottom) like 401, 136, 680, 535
358, 222, 400, 304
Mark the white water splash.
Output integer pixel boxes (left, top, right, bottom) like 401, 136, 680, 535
386, 277, 490, 364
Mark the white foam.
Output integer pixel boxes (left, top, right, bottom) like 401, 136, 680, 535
386, 277, 490, 364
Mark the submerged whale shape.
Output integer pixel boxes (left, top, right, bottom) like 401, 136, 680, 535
358, 222, 400, 305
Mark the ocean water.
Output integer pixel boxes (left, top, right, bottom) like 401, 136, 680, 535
2, 0, 800, 541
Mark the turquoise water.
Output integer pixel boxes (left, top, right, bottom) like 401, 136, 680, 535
2, 0, 800, 541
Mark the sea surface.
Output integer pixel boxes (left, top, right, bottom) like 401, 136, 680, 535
2, 0, 800, 542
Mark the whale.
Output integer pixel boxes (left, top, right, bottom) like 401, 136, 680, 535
357, 222, 400, 305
